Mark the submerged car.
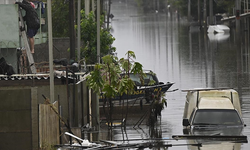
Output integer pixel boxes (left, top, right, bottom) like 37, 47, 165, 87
182, 89, 245, 135
100, 71, 174, 102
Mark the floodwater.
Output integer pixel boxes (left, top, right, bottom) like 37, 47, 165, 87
100, 0, 250, 149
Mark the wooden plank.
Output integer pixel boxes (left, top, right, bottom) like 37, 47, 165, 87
39, 102, 60, 149
172, 135, 248, 142
18, 9, 37, 73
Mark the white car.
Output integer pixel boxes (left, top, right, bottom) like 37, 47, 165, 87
182, 89, 245, 135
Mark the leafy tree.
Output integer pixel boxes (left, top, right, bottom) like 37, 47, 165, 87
51, 0, 70, 37
79, 10, 116, 64
167, 0, 235, 20
215, 0, 235, 15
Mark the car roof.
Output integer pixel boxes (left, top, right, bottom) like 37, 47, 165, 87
198, 97, 234, 109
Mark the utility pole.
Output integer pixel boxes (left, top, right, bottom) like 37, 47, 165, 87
97, 1, 100, 64
203, 0, 207, 27
107, 0, 111, 30
198, 0, 201, 27
47, 0, 54, 102
85, 0, 90, 15
247, 0, 248, 13
235, 0, 241, 34
188, 0, 191, 22
69, 0, 76, 61
92, 0, 95, 11
209, 0, 213, 25
77, 0, 81, 62
91, 0, 100, 141
69, 0, 76, 129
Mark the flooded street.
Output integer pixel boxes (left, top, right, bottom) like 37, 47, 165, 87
105, 0, 250, 149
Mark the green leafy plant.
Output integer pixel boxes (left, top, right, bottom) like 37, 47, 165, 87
86, 51, 145, 126
152, 92, 167, 117
87, 51, 144, 98
146, 91, 167, 126
79, 10, 116, 64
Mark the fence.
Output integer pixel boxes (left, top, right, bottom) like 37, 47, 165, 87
39, 101, 60, 149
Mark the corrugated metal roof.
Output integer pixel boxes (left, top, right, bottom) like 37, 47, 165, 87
0, 72, 88, 79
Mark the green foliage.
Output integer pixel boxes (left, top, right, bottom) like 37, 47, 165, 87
51, 0, 69, 37
215, 1, 235, 15
167, 0, 235, 20
152, 92, 167, 117
79, 11, 116, 64
86, 51, 145, 99
51, 0, 85, 37
86, 63, 104, 94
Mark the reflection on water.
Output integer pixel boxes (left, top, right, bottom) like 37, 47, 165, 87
103, 0, 250, 149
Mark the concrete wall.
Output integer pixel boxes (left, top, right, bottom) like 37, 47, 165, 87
0, 88, 32, 150
0, 4, 48, 49
0, 81, 89, 150
0, 4, 19, 48
0, 48, 18, 73
33, 38, 71, 63
0, 3, 48, 73
0, 0, 17, 4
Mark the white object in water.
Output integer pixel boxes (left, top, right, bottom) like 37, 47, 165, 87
65, 132, 93, 147
207, 25, 230, 33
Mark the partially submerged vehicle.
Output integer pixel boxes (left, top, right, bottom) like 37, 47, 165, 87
182, 88, 245, 135
100, 71, 174, 102
122, 72, 174, 100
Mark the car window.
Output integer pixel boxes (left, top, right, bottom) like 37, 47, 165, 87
125, 73, 159, 86
192, 109, 243, 125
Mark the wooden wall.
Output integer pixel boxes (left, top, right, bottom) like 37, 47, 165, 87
39, 102, 60, 149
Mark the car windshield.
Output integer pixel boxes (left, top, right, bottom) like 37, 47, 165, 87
192, 109, 243, 126
126, 73, 159, 86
